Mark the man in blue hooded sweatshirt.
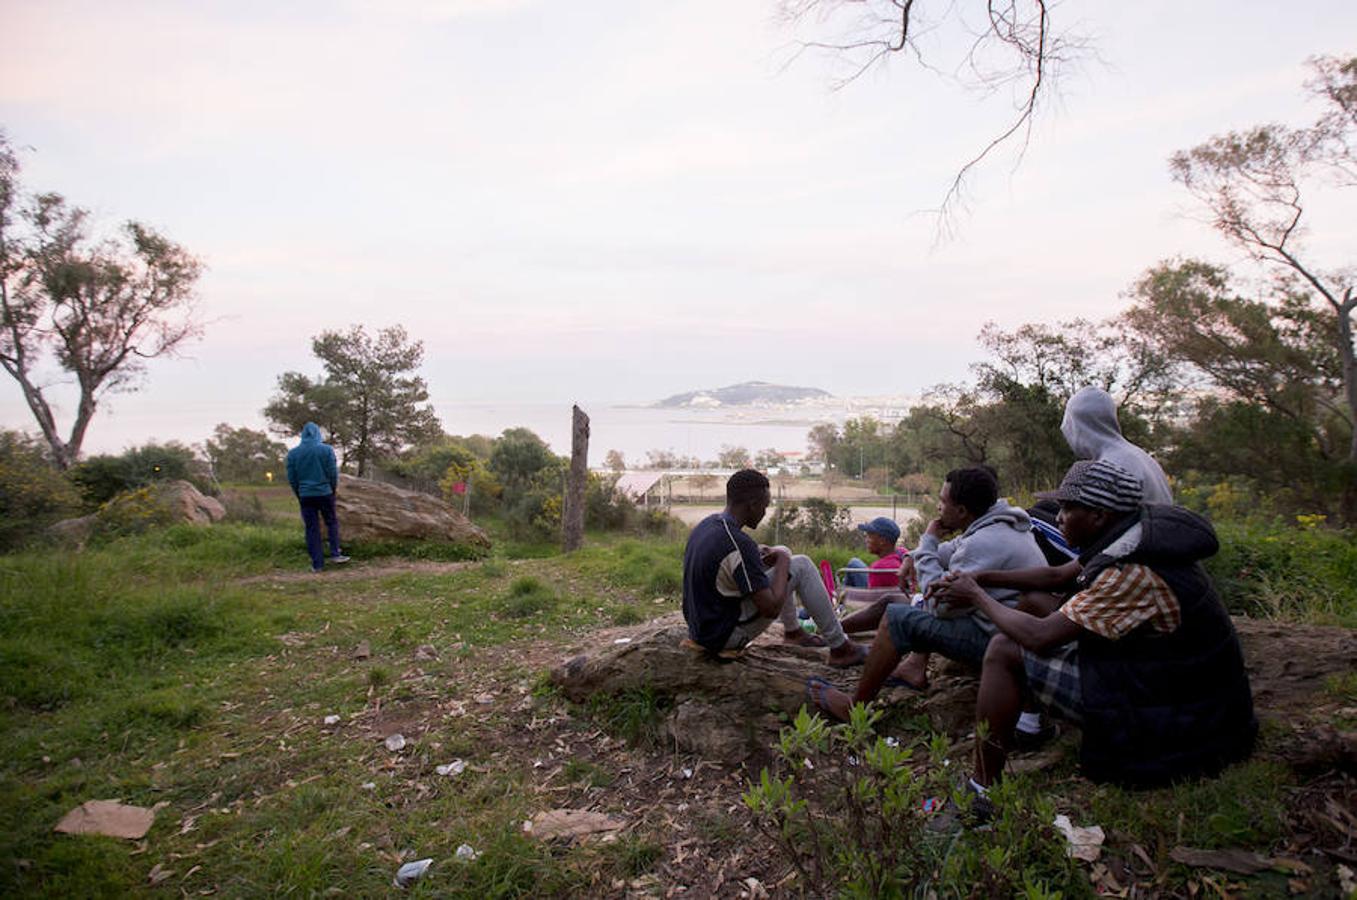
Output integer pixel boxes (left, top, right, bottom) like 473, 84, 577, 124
286, 423, 350, 572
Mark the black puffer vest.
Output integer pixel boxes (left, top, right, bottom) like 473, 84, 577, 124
1073, 504, 1257, 788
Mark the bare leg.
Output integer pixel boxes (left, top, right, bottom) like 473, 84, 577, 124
891, 652, 929, 689
812, 616, 903, 719
974, 634, 1025, 787
1014, 593, 1060, 725
839, 594, 902, 634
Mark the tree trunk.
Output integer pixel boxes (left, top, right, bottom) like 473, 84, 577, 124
563, 405, 590, 553
1341, 292, 1357, 464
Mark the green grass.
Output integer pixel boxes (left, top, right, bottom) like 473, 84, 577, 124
584, 686, 672, 746
1208, 519, 1357, 626
2, 509, 1352, 896
0, 516, 683, 897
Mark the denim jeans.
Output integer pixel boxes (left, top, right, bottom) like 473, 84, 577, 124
843, 557, 869, 589
884, 605, 993, 667
298, 493, 342, 570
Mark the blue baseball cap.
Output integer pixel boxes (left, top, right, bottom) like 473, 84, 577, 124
856, 516, 901, 544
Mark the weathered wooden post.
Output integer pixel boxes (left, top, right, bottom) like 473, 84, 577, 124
563, 404, 590, 552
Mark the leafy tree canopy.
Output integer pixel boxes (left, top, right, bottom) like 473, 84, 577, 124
264, 325, 441, 476
0, 133, 203, 468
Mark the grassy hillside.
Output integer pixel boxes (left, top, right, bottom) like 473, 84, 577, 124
1, 498, 1353, 896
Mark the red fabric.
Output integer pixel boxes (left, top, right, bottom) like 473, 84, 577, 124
868, 550, 905, 588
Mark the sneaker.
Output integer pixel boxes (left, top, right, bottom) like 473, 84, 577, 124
1012, 722, 1058, 753
312, 566, 324, 573
330, 554, 351, 564
966, 786, 995, 825
923, 778, 994, 833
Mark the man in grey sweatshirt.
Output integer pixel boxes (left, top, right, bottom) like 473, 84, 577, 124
810, 467, 1048, 721
1062, 387, 1172, 503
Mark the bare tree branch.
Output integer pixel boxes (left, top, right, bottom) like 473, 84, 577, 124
777, 0, 1088, 230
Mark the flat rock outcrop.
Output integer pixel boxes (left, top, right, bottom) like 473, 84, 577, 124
334, 474, 490, 548
553, 616, 1356, 765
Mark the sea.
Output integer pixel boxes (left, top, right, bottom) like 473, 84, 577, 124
435, 397, 917, 468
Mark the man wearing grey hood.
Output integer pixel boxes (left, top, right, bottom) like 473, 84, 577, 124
810, 466, 1048, 722
1062, 387, 1172, 504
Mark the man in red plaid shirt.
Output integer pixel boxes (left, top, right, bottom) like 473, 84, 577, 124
931, 459, 1256, 813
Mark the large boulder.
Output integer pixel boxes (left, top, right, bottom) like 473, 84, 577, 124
47, 514, 98, 549
334, 474, 490, 548
157, 480, 226, 525
47, 480, 224, 548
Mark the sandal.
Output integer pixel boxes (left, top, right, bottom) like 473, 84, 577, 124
884, 674, 929, 691
805, 676, 849, 722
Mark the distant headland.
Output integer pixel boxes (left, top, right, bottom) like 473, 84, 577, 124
652, 381, 833, 409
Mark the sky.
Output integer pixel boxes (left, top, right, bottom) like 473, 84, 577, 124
2, 0, 1355, 454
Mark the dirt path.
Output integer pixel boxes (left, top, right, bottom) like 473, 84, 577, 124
236, 559, 477, 585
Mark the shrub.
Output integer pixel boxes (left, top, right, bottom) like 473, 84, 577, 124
95, 486, 177, 536
0, 431, 80, 551
1207, 518, 1357, 626
70, 441, 211, 506
585, 472, 635, 531
501, 575, 557, 618
744, 705, 1078, 896
758, 498, 857, 548
221, 491, 270, 524
503, 485, 563, 539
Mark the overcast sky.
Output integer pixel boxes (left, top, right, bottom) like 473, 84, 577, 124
2, 0, 1355, 453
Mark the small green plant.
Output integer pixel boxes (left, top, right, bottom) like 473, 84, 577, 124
366, 666, 391, 688
585, 687, 671, 746
610, 604, 645, 626
602, 834, 662, 878
501, 575, 557, 618
743, 703, 1078, 896
644, 566, 681, 597
562, 758, 615, 788
221, 491, 269, 524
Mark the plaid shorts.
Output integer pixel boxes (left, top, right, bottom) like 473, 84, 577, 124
1022, 643, 1083, 724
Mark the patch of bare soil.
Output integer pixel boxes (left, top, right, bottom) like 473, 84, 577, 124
236, 559, 476, 585
264, 613, 1356, 896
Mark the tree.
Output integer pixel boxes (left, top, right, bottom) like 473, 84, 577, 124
204, 423, 287, 483
717, 444, 752, 469
837, 417, 885, 478
0, 135, 203, 468
896, 472, 933, 503
603, 449, 626, 472
1170, 54, 1357, 461
972, 318, 1179, 422
777, 1, 1087, 222
806, 422, 839, 464
690, 472, 719, 501
822, 467, 844, 499
753, 447, 787, 471
1125, 259, 1355, 518
265, 325, 441, 476
489, 427, 560, 494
